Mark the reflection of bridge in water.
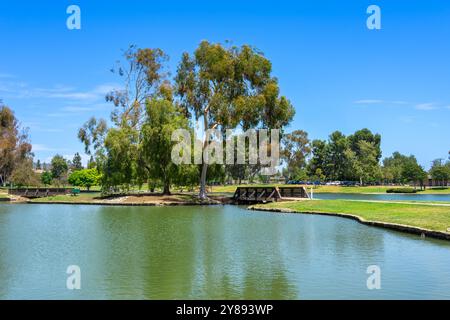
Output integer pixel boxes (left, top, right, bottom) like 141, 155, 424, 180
232, 186, 310, 204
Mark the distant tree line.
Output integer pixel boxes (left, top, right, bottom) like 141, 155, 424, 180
280, 128, 450, 188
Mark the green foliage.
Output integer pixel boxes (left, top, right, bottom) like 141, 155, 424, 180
50, 155, 68, 180
382, 152, 425, 183
140, 93, 190, 194
401, 156, 427, 187
281, 130, 311, 179
68, 169, 101, 190
41, 171, 53, 186
79, 46, 169, 193
172, 164, 199, 192
175, 41, 295, 198
0, 105, 33, 186
429, 159, 450, 184
386, 188, 417, 193
102, 127, 138, 191
78, 117, 108, 162
11, 159, 39, 187
71, 152, 83, 171
307, 128, 382, 184
106, 46, 168, 128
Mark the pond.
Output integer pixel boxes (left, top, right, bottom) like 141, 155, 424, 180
314, 192, 450, 202
0, 204, 449, 299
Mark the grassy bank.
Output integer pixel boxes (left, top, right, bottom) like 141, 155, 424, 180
27, 192, 223, 205
0, 188, 9, 200
30, 193, 100, 203
211, 184, 450, 194
253, 200, 450, 234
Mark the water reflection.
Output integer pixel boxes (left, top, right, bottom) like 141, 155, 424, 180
0, 204, 449, 299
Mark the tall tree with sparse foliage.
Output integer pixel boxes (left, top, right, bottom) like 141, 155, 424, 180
281, 130, 311, 180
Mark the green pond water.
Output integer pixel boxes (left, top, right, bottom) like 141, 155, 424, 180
0, 204, 450, 299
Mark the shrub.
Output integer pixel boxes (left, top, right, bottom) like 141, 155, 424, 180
68, 168, 101, 191
386, 188, 417, 194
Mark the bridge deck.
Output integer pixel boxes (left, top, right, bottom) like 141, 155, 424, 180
232, 186, 309, 203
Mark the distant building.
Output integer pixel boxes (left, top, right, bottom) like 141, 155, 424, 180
423, 175, 449, 187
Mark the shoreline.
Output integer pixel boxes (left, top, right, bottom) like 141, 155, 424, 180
249, 206, 450, 241
22, 200, 226, 207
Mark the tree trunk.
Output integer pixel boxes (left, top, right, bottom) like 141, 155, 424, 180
162, 171, 171, 195
163, 182, 171, 195
199, 162, 208, 200
198, 111, 210, 200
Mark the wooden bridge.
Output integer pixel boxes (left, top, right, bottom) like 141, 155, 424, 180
278, 186, 310, 199
232, 186, 310, 204
8, 188, 73, 198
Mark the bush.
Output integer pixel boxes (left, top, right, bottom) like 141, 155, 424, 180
68, 168, 101, 191
386, 188, 417, 194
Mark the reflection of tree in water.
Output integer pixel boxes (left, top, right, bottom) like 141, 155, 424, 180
187, 207, 298, 299
93, 206, 198, 299
0, 206, 13, 298
86, 206, 388, 299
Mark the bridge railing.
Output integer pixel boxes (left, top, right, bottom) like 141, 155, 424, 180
8, 188, 73, 198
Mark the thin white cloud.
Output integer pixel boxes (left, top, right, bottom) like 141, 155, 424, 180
355, 99, 446, 111
60, 103, 110, 113
0, 79, 121, 103
32, 144, 57, 152
415, 103, 437, 111
354, 99, 408, 105
22, 122, 63, 133
61, 106, 96, 112
33, 144, 70, 153
354, 99, 384, 104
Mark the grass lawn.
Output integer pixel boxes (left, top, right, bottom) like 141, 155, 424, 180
28, 192, 212, 204
0, 188, 10, 200
254, 199, 450, 233
210, 184, 450, 194
30, 192, 101, 203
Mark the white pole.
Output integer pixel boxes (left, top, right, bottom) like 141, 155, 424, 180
310, 187, 313, 199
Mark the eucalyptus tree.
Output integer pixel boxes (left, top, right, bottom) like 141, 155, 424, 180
175, 41, 294, 199
78, 46, 168, 190
281, 130, 311, 180
106, 45, 168, 129
0, 104, 33, 186
140, 84, 191, 195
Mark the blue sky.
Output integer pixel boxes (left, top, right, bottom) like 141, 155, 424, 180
0, 0, 449, 168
